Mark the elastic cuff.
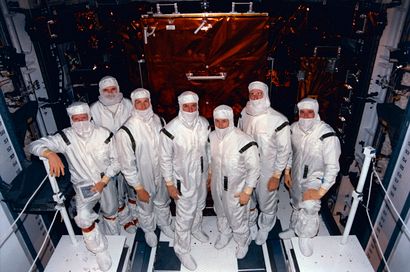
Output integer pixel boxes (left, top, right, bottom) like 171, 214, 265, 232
166, 180, 174, 186
320, 182, 332, 191
42, 149, 52, 158
272, 171, 282, 179
163, 176, 172, 182
318, 187, 328, 197
244, 186, 253, 196
285, 168, 291, 175
101, 175, 110, 185
134, 184, 144, 190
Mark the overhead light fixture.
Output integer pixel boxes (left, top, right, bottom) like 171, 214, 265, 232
186, 72, 227, 81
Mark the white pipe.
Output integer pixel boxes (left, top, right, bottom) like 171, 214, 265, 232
143, 26, 156, 45
194, 20, 206, 35
341, 146, 375, 244
41, 159, 78, 246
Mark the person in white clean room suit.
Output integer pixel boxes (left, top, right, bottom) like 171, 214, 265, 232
238, 81, 291, 245
90, 75, 136, 233
90, 76, 133, 132
116, 88, 174, 247
160, 91, 210, 271
29, 102, 120, 271
210, 105, 260, 259
279, 97, 341, 257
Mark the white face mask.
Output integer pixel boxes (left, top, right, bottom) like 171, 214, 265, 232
72, 120, 93, 138
105, 92, 118, 99
246, 97, 270, 116
99, 92, 123, 106
249, 98, 265, 107
180, 110, 199, 127
134, 106, 154, 121
298, 118, 315, 132
216, 127, 227, 140
215, 127, 234, 140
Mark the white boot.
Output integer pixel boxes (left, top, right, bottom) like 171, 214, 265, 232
214, 234, 232, 250
133, 218, 139, 228
96, 250, 112, 271
145, 232, 158, 248
82, 224, 107, 253
82, 224, 111, 271
192, 230, 209, 243
128, 199, 138, 220
102, 215, 121, 235
236, 236, 251, 259
250, 224, 258, 240
236, 244, 249, 259
299, 237, 313, 257
117, 205, 130, 225
161, 225, 174, 239
279, 229, 295, 239
255, 230, 269, 245
176, 253, 197, 271
118, 205, 137, 233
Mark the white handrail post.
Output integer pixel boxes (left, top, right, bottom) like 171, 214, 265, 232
41, 158, 78, 246
341, 146, 375, 244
